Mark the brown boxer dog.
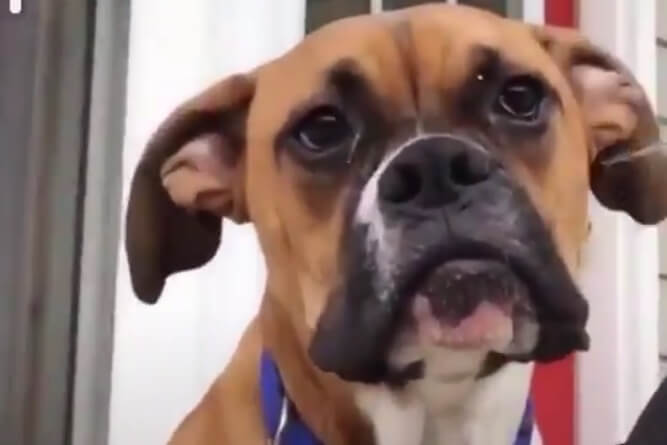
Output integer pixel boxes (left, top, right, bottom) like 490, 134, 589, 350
124, 4, 667, 445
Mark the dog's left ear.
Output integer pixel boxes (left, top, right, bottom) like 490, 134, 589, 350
125, 74, 255, 303
535, 25, 667, 224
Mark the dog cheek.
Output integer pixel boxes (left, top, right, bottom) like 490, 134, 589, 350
308, 275, 396, 383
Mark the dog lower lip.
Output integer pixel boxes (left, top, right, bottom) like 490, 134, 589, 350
403, 258, 535, 351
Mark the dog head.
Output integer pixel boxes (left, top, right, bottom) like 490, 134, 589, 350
125, 5, 667, 385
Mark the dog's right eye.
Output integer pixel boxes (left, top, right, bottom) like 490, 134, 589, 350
495, 76, 544, 121
293, 106, 353, 154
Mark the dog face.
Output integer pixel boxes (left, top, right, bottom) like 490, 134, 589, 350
125, 5, 667, 385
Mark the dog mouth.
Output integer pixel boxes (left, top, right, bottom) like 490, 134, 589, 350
396, 259, 537, 355
310, 202, 589, 384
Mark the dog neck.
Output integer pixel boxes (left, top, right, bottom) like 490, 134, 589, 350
355, 362, 534, 445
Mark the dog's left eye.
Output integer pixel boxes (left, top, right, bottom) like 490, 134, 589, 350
294, 106, 352, 153
496, 76, 544, 121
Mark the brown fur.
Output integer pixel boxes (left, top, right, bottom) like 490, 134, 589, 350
124, 5, 665, 444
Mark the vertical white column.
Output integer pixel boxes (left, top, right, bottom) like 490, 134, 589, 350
521, 0, 544, 25
8, 0, 21, 14
577, 1, 659, 444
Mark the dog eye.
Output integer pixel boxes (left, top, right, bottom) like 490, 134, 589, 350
294, 106, 352, 152
496, 76, 544, 120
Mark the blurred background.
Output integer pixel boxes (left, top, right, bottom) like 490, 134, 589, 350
1, 1, 665, 444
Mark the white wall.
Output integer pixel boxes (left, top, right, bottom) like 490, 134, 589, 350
577, 1, 660, 444
109, 1, 305, 444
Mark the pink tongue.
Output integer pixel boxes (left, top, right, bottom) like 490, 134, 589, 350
412, 295, 513, 350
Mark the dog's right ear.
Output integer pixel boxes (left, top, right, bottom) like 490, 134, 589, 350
125, 74, 255, 303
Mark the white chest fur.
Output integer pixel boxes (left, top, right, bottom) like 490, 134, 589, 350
356, 362, 535, 445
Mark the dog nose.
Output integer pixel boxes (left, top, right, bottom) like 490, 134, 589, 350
378, 136, 493, 210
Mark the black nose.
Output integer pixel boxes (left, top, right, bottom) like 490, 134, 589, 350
378, 136, 494, 210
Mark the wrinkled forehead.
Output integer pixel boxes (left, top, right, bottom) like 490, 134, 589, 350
248, 5, 566, 129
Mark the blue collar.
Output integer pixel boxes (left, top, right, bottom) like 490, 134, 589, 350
260, 350, 534, 445
260, 350, 323, 445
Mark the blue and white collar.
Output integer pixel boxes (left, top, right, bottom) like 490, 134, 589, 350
260, 350, 534, 445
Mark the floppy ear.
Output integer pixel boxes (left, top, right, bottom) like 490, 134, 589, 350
125, 74, 255, 303
535, 25, 667, 225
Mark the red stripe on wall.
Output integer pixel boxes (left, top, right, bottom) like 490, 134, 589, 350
532, 3, 576, 443
545, 0, 575, 27
532, 356, 575, 445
